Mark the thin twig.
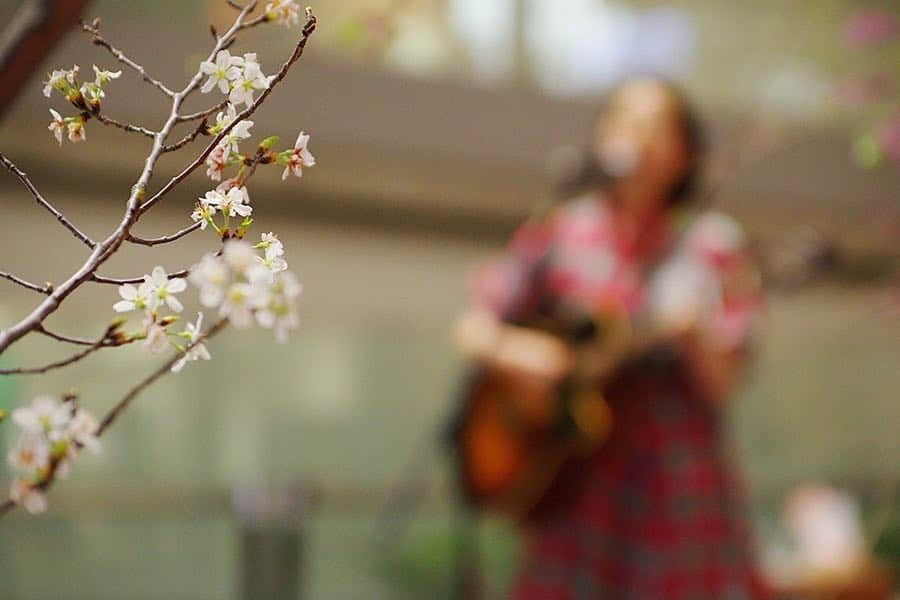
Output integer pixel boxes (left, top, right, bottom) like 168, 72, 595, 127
0, 270, 51, 295
0, 325, 131, 375
93, 113, 157, 138
91, 268, 190, 286
161, 125, 205, 153
36, 325, 96, 346
80, 20, 176, 98
237, 14, 268, 30
0, 152, 96, 248
98, 318, 228, 434
175, 100, 227, 123
127, 221, 202, 246
139, 8, 317, 215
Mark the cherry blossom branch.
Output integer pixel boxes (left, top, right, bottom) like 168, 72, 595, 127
0, 322, 130, 376
80, 19, 176, 98
0, 152, 96, 249
90, 268, 190, 286
0, 317, 224, 517
127, 222, 203, 246
97, 317, 228, 435
175, 101, 228, 123
161, 123, 206, 153
139, 8, 318, 215
92, 113, 157, 138
0, 270, 51, 295
0, 2, 302, 356
35, 326, 96, 346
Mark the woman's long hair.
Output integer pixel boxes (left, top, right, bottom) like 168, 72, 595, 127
558, 78, 707, 209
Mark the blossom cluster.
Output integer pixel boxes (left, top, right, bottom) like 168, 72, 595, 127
7, 395, 100, 514
190, 236, 301, 343
42, 64, 121, 144
112, 266, 212, 371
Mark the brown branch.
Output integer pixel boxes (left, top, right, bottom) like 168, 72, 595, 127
98, 317, 227, 434
237, 14, 268, 30
93, 113, 156, 138
0, 0, 93, 120
35, 325, 96, 346
90, 268, 189, 286
139, 8, 317, 215
80, 19, 176, 98
127, 221, 202, 246
175, 100, 228, 123
0, 323, 130, 375
0, 152, 96, 248
161, 124, 206, 153
1, 270, 51, 295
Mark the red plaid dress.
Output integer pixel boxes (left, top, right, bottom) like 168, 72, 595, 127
472, 197, 768, 599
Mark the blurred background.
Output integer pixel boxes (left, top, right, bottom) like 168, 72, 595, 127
0, 0, 898, 598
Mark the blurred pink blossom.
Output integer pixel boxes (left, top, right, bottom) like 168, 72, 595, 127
833, 74, 890, 106
876, 114, 900, 162
843, 9, 898, 47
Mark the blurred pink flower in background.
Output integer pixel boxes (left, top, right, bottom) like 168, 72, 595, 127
833, 74, 890, 106
875, 114, 900, 162
843, 8, 897, 47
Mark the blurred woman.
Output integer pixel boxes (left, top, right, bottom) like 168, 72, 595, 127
456, 77, 767, 599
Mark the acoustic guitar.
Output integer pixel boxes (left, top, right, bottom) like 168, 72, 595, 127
452, 309, 672, 519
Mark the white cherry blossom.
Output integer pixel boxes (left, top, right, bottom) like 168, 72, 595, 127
92, 65, 122, 86
48, 109, 64, 145
12, 395, 72, 434
219, 282, 264, 328
42, 69, 68, 97
190, 253, 231, 308
142, 314, 170, 354
222, 239, 258, 273
205, 141, 229, 181
281, 131, 315, 180
265, 0, 302, 26
255, 270, 302, 342
67, 411, 101, 454
191, 192, 219, 229
171, 313, 212, 373
211, 186, 252, 219
144, 266, 187, 313
66, 118, 86, 143
10, 478, 47, 515
113, 280, 153, 313
200, 50, 242, 94
7, 432, 50, 472
256, 232, 284, 257
229, 54, 268, 107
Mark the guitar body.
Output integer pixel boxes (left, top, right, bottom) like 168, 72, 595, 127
455, 362, 614, 519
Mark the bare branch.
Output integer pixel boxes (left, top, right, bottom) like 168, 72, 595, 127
93, 113, 157, 138
91, 268, 189, 286
176, 100, 227, 123
139, 8, 318, 215
80, 19, 176, 98
36, 325, 96, 346
0, 324, 131, 376
237, 14, 268, 31
127, 221, 203, 246
161, 125, 206, 153
0, 152, 96, 248
1, 270, 51, 295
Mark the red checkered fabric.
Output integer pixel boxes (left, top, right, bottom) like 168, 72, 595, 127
471, 197, 768, 599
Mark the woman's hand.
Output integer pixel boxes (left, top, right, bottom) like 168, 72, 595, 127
453, 308, 573, 381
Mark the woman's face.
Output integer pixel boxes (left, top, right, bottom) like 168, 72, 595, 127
594, 80, 691, 214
